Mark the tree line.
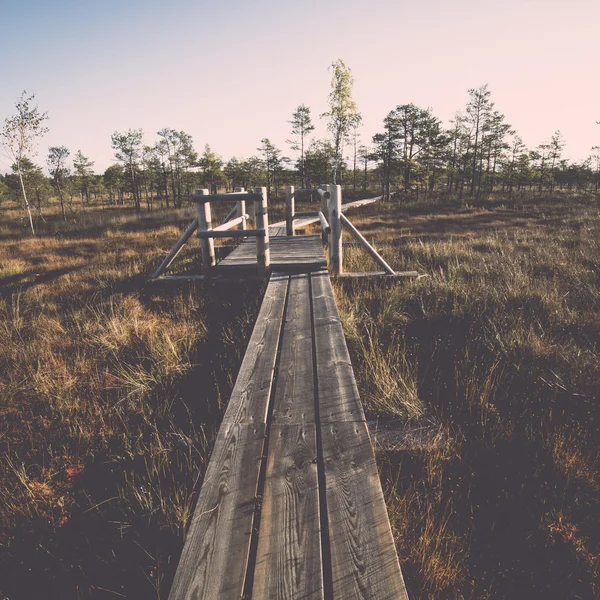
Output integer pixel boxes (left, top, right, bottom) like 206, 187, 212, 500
2, 62, 599, 235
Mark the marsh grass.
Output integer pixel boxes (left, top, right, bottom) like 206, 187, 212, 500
335, 191, 600, 599
0, 201, 264, 599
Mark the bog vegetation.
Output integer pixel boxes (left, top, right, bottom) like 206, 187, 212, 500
1, 61, 599, 598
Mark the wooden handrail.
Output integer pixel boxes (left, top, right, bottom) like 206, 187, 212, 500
197, 228, 266, 239
192, 192, 262, 203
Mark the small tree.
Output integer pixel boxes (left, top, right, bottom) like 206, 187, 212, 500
0, 92, 49, 234
47, 146, 71, 220
111, 129, 143, 211
321, 59, 360, 184
287, 105, 315, 188
73, 150, 95, 203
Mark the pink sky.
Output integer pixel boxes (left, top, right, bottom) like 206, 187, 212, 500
1, 0, 598, 173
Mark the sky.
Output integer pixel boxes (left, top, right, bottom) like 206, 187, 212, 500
1, 0, 598, 173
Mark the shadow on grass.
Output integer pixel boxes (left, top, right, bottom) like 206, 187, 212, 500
0, 277, 265, 600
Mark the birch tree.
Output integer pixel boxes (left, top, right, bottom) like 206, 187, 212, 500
321, 59, 360, 184
0, 92, 49, 234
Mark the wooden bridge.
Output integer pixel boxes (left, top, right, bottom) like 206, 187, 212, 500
152, 186, 412, 599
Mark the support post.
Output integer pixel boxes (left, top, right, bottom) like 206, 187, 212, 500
285, 185, 295, 237
196, 189, 215, 274
320, 184, 329, 216
234, 187, 246, 231
329, 184, 342, 275
254, 186, 270, 274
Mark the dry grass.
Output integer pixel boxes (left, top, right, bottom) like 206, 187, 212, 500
334, 191, 600, 599
0, 200, 264, 599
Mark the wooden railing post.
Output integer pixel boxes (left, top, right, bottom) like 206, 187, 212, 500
329, 184, 342, 275
285, 185, 295, 236
196, 189, 215, 274
254, 186, 270, 274
320, 184, 330, 243
234, 187, 246, 231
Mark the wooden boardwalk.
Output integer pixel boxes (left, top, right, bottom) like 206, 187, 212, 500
169, 267, 409, 599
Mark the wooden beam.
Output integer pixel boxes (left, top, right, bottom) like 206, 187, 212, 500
318, 211, 331, 235
340, 213, 395, 275
197, 228, 265, 239
286, 185, 295, 237
196, 189, 215, 274
150, 217, 198, 280
329, 185, 342, 275
255, 187, 270, 275
338, 271, 419, 279
234, 187, 247, 231
192, 191, 262, 203
211, 214, 249, 232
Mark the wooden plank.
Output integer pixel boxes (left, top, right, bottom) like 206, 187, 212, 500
253, 274, 322, 597
340, 197, 381, 211
272, 273, 315, 425
310, 271, 365, 422
222, 272, 288, 426
219, 236, 326, 271
168, 422, 266, 600
320, 420, 408, 600
253, 424, 323, 599
169, 273, 290, 599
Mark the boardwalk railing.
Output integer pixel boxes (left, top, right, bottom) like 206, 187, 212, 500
284, 185, 417, 278
193, 187, 270, 275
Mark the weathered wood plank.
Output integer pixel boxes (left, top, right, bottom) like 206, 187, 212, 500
320, 420, 408, 600
272, 273, 315, 425
220, 236, 326, 271
221, 272, 288, 426
253, 424, 323, 599
168, 422, 266, 600
310, 271, 365, 422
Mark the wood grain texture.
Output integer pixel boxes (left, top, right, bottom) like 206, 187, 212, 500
221, 272, 288, 426
272, 273, 315, 425
220, 236, 326, 271
320, 420, 408, 600
253, 424, 323, 599
168, 422, 266, 600
310, 271, 365, 423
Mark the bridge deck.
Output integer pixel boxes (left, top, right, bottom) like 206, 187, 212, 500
218, 234, 327, 272
169, 269, 408, 599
